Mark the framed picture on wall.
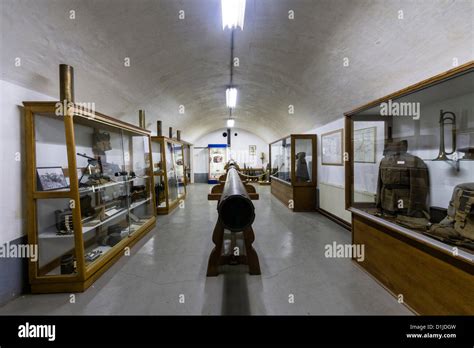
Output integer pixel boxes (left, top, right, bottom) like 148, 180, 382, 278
249, 145, 256, 156
321, 129, 343, 166
354, 126, 376, 163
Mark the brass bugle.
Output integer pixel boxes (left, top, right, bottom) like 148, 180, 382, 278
433, 110, 456, 161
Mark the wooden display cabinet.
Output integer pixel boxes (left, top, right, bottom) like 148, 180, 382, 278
24, 101, 156, 293
344, 61, 474, 314
269, 134, 317, 211
181, 140, 193, 185
151, 136, 187, 214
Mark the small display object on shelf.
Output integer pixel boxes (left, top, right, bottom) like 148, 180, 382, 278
23, 65, 156, 294
208, 144, 228, 184
344, 61, 474, 314
269, 134, 317, 211
321, 129, 343, 166
36, 167, 68, 191
151, 134, 187, 215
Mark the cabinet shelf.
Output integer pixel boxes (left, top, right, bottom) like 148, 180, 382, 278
38, 197, 152, 239
78, 175, 151, 195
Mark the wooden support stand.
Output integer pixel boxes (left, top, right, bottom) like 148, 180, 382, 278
206, 178, 261, 276
206, 220, 261, 276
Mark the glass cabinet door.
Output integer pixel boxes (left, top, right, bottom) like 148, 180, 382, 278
73, 117, 130, 268
34, 112, 79, 276
165, 141, 179, 205
294, 137, 315, 185
173, 143, 185, 198
124, 130, 154, 236
270, 137, 291, 182
183, 144, 191, 185
152, 140, 166, 209
34, 112, 70, 192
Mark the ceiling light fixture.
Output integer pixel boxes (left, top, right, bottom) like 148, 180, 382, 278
227, 118, 235, 127
221, 0, 246, 30
226, 87, 237, 108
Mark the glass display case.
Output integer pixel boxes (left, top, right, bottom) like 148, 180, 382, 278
181, 140, 193, 185
269, 134, 317, 211
345, 61, 474, 314
208, 144, 228, 183
24, 101, 156, 293
151, 136, 186, 214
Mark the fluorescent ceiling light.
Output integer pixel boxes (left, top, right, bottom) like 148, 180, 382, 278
226, 87, 237, 108
222, 0, 246, 30
227, 118, 235, 127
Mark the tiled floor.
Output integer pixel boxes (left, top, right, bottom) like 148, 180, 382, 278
0, 184, 412, 315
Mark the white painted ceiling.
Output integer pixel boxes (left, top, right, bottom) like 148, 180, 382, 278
1, 0, 473, 142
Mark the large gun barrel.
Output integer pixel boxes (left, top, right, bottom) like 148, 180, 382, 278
217, 164, 255, 232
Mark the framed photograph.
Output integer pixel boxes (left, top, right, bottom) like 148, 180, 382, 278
354, 127, 376, 163
321, 129, 343, 165
36, 166, 69, 191
249, 145, 256, 156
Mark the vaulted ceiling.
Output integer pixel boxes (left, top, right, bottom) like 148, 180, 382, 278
1, 0, 473, 142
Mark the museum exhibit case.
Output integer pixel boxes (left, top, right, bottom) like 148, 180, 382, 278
151, 136, 186, 214
24, 101, 156, 293
269, 134, 317, 211
181, 140, 193, 185
344, 61, 474, 314
208, 144, 228, 184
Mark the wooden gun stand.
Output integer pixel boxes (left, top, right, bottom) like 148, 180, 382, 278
207, 173, 261, 276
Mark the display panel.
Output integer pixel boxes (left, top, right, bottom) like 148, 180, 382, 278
208, 144, 227, 183
349, 69, 474, 257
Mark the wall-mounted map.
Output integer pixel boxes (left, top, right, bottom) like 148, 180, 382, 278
321, 129, 343, 166
354, 127, 376, 163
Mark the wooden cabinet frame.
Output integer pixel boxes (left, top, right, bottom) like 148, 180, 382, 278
151, 136, 187, 215
269, 134, 317, 211
24, 101, 156, 293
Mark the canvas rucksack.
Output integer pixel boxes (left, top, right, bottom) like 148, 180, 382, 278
451, 183, 474, 240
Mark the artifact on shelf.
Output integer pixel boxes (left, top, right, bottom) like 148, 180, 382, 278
77, 152, 111, 186
426, 183, 474, 250
92, 129, 112, 155
55, 209, 74, 235
432, 110, 457, 161
375, 140, 430, 220
295, 152, 310, 182
458, 146, 474, 160
85, 249, 102, 263
60, 254, 75, 274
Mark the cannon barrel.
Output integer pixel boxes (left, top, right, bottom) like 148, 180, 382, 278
217, 164, 255, 232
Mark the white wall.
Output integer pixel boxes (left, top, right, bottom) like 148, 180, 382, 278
306, 118, 351, 222
193, 128, 269, 175
0, 79, 55, 244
